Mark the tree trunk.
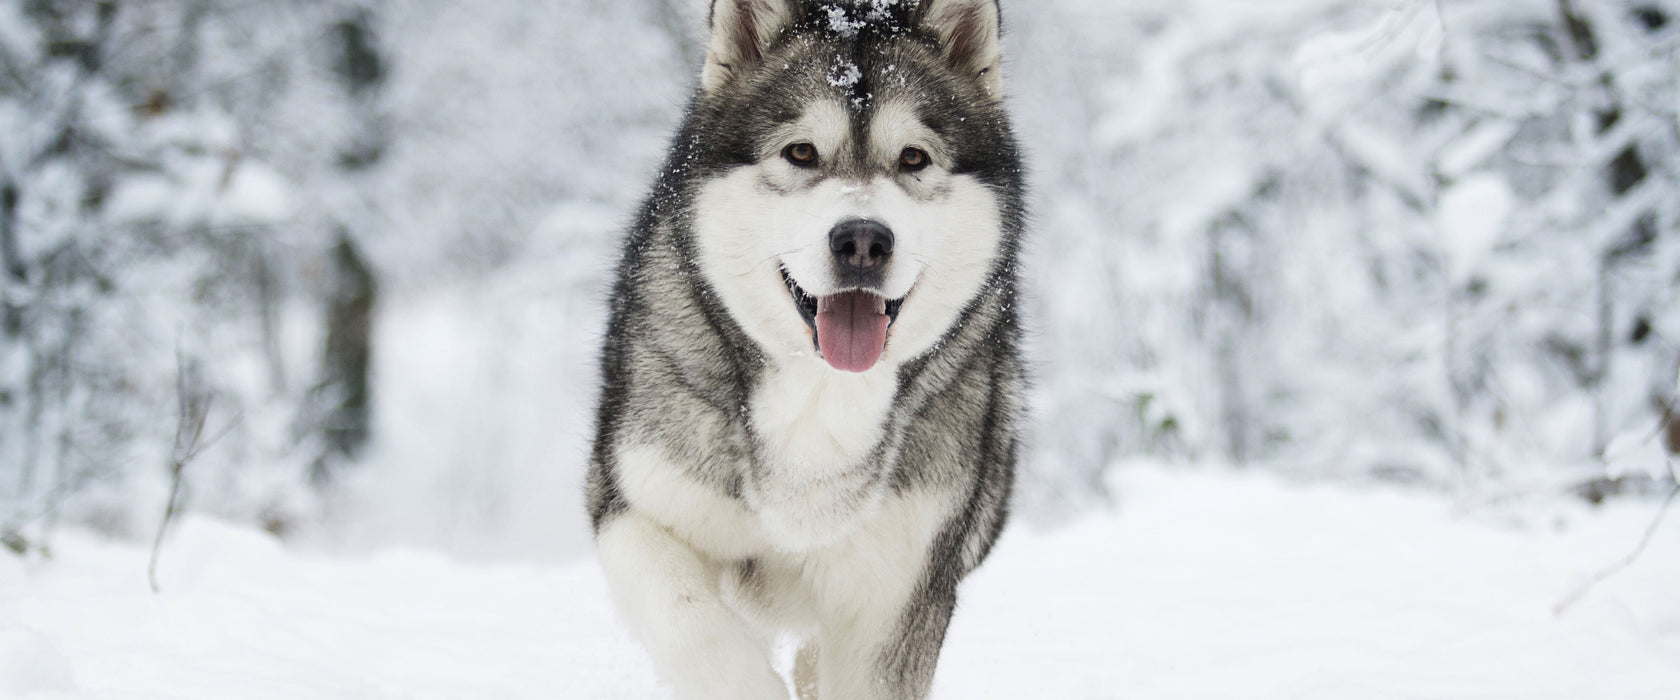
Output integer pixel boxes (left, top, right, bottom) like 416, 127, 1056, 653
311, 233, 377, 483
1557, 0, 1655, 456
0, 182, 21, 284
310, 6, 388, 484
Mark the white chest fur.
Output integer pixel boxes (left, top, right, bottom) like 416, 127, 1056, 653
744, 360, 900, 551
616, 360, 903, 558
749, 360, 897, 472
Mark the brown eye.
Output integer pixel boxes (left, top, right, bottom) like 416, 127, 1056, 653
899, 146, 929, 171
784, 142, 818, 166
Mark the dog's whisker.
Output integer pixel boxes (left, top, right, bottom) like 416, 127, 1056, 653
762, 247, 808, 267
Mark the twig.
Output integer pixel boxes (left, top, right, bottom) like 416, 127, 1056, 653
1554, 457, 1680, 615
147, 457, 190, 592
147, 348, 213, 594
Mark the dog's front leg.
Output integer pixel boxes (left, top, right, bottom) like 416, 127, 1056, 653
805, 492, 957, 700
812, 579, 955, 700
596, 513, 788, 700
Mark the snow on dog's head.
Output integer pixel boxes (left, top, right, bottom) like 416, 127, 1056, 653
684, 0, 1022, 373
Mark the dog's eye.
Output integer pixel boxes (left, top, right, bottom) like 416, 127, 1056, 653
899, 147, 929, 171
784, 142, 818, 167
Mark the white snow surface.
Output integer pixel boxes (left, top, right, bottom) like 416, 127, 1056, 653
6, 466, 1678, 699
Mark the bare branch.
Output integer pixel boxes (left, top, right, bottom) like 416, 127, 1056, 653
1554, 458, 1680, 615
147, 347, 221, 594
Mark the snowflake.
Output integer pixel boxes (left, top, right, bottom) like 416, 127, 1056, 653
826, 0, 908, 37
864, 0, 904, 22
828, 58, 862, 88
824, 6, 863, 38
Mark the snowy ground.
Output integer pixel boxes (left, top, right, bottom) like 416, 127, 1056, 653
5, 466, 1678, 700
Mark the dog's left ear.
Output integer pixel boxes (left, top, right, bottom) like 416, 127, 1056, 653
919, 0, 1004, 98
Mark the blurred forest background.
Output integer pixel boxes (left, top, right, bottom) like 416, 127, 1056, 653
1, 0, 1676, 561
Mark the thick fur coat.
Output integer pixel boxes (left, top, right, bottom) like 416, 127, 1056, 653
586, 2, 1025, 698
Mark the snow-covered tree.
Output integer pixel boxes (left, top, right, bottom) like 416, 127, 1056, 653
1015, 0, 1679, 505
0, 0, 397, 548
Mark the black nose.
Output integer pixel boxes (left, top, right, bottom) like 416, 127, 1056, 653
829, 219, 894, 272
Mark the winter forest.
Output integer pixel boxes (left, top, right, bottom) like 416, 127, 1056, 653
4, 0, 1680, 698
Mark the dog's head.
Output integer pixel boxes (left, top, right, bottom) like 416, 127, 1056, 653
684, 0, 1021, 374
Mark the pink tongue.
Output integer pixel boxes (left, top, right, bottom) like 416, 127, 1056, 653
815, 291, 891, 372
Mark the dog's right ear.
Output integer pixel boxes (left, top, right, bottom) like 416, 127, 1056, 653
918, 0, 1004, 98
701, 0, 795, 94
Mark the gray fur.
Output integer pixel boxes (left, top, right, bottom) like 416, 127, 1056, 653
587, 1, 1024, 697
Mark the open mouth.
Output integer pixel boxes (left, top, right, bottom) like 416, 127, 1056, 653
781, 268, 904, 373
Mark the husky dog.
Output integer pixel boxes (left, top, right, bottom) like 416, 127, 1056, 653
586, 1, 1024, 697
